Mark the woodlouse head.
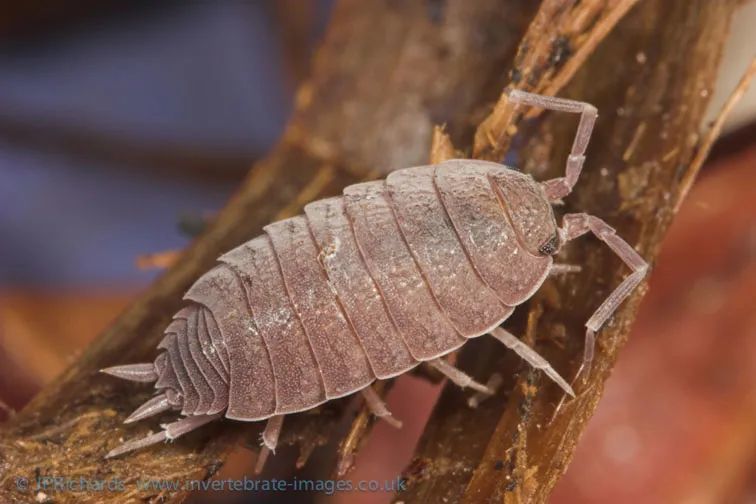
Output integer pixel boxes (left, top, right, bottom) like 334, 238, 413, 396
490, 170, 559, 257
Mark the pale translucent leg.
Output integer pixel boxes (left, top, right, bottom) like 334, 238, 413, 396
507, 89, 597, 201
255, 415, 284, 474
489, 326, 574, 397
559, 213, 648, 383
468, 373, 504, 409
550, 264, 581, 275
105, 413, 221, 459
361, 386, 402, 429
428, 358, 494, 395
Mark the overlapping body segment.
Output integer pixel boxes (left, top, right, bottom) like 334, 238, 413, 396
103, 91, 646, 469
265, 217, 374, 399
386, 166, 512, 336
304, 197, 416, 379
156, 332, 195, 414
434, 160, 552, 305
141, 160, 557, 423
184, 265, 276, 420
182, 308, 227, 414
220, 236, 325, 414
343, 180, 466, 360
174, 317, 213, 414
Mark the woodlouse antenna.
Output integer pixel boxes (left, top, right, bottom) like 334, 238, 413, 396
506, 89, 597, 201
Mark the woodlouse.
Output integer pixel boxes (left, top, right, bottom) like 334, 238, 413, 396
102, 90, 648, 468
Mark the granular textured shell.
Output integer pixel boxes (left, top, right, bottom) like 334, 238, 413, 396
137, 159, 556, 420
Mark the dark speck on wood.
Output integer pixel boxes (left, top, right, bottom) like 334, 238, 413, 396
549, 35, 572, 67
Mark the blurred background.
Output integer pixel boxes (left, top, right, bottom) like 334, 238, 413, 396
0, 1, 754, 503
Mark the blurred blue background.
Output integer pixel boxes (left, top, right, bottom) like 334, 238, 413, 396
0, 1, 331, 286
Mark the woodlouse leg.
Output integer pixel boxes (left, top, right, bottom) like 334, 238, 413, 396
428, 358, 494, 395
506, 89, 597, 201
105, 413, 221, 459
361, 386, 402, 429
489, 326, 575, 397
549, 263, 581, 275
255, 415, 284, 474
560, 213, 648, 383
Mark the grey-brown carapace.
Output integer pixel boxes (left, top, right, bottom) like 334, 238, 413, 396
102, 90, 648, 469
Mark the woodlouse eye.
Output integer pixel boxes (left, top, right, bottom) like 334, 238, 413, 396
538, 233, 560, 256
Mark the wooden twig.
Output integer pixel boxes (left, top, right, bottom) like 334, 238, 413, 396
473, 0, 641, 161
334, 381, 394, 477
429, 125, 458, 164
675, 57, 756, 212
399, 1, 740, 502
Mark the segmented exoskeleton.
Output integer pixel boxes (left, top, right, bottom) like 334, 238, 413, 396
102, 90, 648, 469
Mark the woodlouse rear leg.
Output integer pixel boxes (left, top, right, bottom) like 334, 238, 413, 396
428, 358, 495, 395
101, 362, 158, 383
553, 213, 648, 414
105, 413, 221, 459
124, 393, 172, 424
506, 88, 597, 202
489, 326, 575, 397
254, 415, 284, 474
361, 386, 402, 429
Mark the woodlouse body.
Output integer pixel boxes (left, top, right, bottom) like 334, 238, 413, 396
103, 91, 648, 464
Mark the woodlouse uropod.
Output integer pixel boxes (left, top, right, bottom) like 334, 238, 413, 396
102, 90, 648, 469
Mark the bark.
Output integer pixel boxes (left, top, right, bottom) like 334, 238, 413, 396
0, 0, 739, 502
399, 1, 739, 503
